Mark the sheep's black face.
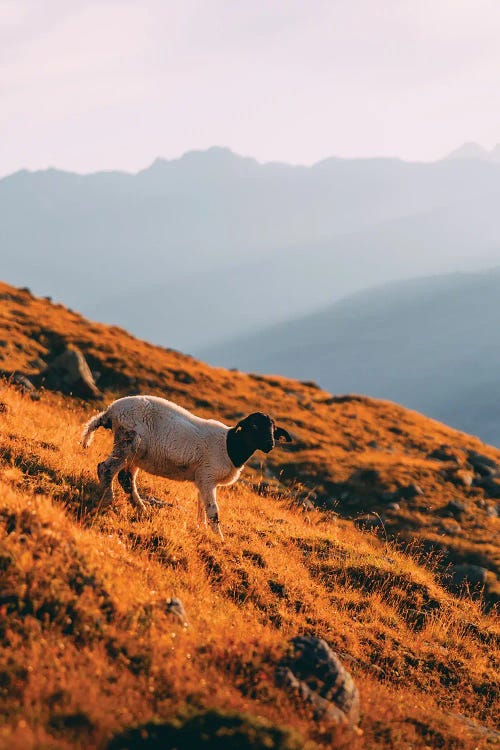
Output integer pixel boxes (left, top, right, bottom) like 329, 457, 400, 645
238, 412, 276, 453
227, 412, 292, 467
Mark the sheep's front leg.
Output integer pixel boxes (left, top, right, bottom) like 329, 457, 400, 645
197, 482, 224, 540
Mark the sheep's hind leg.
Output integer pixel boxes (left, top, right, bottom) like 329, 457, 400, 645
97, 455, 126, 510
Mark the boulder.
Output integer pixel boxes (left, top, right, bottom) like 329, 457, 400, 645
467, 451, 498, 472
428, 446, 457, 462
40, 346, 101, 399
276, 635, 360, 726
450, 564, 488, 590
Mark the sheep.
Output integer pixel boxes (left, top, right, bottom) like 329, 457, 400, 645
81, 395, 292, 538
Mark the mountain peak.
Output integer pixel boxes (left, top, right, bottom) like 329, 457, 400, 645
445, 141, 500, 162
445, 141, 489, 160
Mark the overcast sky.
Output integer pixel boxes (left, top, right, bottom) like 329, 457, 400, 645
1, 0, 500, 176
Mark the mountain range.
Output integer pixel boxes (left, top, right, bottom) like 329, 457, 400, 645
202, 269, 500, 445
3, 146, 500, 350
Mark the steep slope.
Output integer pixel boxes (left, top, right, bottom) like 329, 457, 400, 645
203, 269, 500, 446
3, 149, 500, 348
0, 282, 499, 749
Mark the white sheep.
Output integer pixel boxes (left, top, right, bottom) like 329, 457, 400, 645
81, 395, 292, 538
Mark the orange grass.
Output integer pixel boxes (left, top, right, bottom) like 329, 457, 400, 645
0, 384, 499, 750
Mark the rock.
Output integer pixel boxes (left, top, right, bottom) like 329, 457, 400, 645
450, 564, 488, 590
486, 504, 499, 518
355, 514, 386, 531
445, 499, 467, 518
381, 490, 397, 502
428, 446, 457, 462
40, 346, 101, 399
164, 597, 188, 626
276, 636, 360, 726
468, 451, 498, 471
12, 373, 36, 393
439, 519, 462, 535
386, 502, 400, 511
451, 470, 474, 488
480, 478, 500, 499
397, 483, 423, 500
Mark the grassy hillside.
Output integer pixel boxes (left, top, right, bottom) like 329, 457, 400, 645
0, 282, 499, 749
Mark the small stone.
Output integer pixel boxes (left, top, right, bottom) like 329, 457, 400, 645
355, 514, 386, 530
452, 470, 474, 488
386, 502, 400, 511
164, 597, 188, 626
397, 483, 423, 499
445, 499, 467, 517
439, 519, 461, 535
450, 564, 488, 590
12, 373, 36, 392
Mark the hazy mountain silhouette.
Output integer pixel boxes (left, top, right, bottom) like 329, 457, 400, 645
446, 141, 500, 162
201, 269, 500, 446
2, 147, 500, 349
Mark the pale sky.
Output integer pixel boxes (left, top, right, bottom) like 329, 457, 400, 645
2, 0, 500, 176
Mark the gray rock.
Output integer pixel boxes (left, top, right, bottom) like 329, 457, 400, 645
467, 451, 498, 471
386, 502, 400, 511
450, 564, 488, 590
480, 478, 500, 499
428, 446, 457, 462
41, 346, 101, 399
164, 597, 188, 626
12, 372, 36, 392
397, 483, 423, 499
445, 499, 467, 517
451, 470, 474, 488
276, 636, 360, 726
355, 514, 386, 531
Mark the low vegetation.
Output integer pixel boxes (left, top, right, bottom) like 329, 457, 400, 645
0, 283, 498, 749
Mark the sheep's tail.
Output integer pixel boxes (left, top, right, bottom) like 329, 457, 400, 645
81, 408, 111, 448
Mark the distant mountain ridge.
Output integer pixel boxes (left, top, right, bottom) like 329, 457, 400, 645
446, 141, 500, 162
3, 146, 500, 350
202, 268, 500, 446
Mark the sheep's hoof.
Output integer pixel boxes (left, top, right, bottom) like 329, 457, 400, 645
143, 495, 167, 508
211, 522, 224, 541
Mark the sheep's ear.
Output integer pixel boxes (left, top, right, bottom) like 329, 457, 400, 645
274, 426, 292, 443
